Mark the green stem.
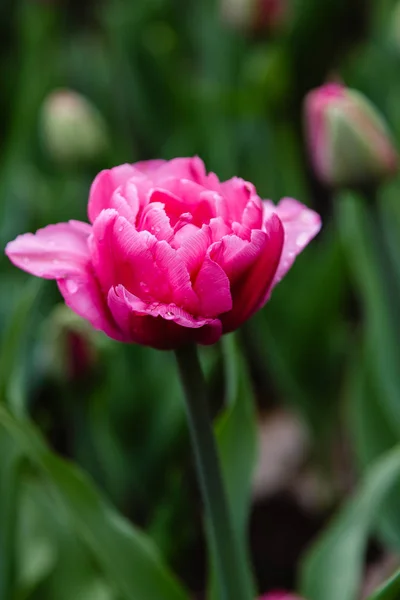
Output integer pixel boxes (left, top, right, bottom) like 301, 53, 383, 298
174, 344, 252, 600
363, 189, 400, 330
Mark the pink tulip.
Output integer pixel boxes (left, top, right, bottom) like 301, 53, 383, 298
5, 157, 320, 349
304, 83, 398, 186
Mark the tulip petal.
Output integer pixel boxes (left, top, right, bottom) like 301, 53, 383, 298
209, 216, 231, 241
218, 177, 257, 223
152, 239, 199, 311
88, 164, 139, 223
210, 231, 266, 282
151, 184, 217, 227
221, 214, 284, 332
149, 156, 207, 184
108, 285, 222, 349
137, 201, 174, 242
108, 181, 143, 223
176, 223, 212, 276
193, 256, 232, 317
173, 223, 200, 248
5, 220, 91, 279
132, 159, 167, 174
264, 198, 321, 288
58, 270, 123, 341
242, 197, 263, 230
91, 210, 198, 311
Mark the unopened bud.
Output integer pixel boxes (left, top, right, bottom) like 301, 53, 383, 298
40, 89, 108, 165
221, 0, 288, 33
304, 83, 398, 187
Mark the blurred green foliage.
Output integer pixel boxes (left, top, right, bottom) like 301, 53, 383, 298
3, 0, 400, 598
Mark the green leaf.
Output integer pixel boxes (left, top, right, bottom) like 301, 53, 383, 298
15, 477, 58, 600
18, 473, 117, 600
299, 445, 400, 600
367, 568, 400, 600
0, 279, 41, 413
0, 427, 23, 599
346, 344, 400, 549
0, 406, 189, 600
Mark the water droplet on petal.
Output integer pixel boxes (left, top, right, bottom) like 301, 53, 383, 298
118, 225, 124, 232
296, 232, 309, 247
66, 280, 78, 294
164, 310, 174, 320
140, 282, 150, 294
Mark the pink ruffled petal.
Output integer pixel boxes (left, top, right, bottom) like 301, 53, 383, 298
202, 170, 221, 191
106, 184, 140, 223
108, 285, 222, 349
137, 202, 174, 243
91, 210, 198, 311
172, 223, 200, 249
152, 240, 199, 311
176, 224, 212, 276
219, 177, 257, 223
5, 220, 91, 279
91, 210, 169, 301
222, 214, 284, 332
151, 183, 217, 227
150, 156, 207, 184
149, 188, 192, 227
58, 269, 123, 341
242, 197, 263, 230
231, 221, 251, 241
118, 180, 145, 219
264, 198, 321, 288
209, 216, 231, 241
193, 256, 232, 317
210, 230, 266, 283
88, 164, 139, 223
132, 159, 167, 174
89, 209, 120, 292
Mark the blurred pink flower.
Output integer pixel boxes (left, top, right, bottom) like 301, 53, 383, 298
5, 157, 320, 349
304, 83, 398, 186
256, 0, 288, 31
221, 0, 289, 33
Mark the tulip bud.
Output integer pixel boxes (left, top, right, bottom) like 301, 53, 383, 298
304, 83, 398, 187
221, 0, 288, 33
40, 305, 98, 382
40, 89, 108, 165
